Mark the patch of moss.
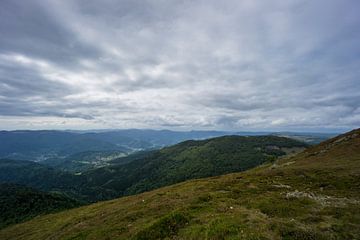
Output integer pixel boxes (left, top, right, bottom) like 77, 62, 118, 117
254, 196, 315, 218
279, 225, 332, 240
133, 211, 189, 240
205, 217, 269, 240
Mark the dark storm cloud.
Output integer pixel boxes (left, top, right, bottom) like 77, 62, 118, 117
0, 0, 103, 73
0, 0, 359, 131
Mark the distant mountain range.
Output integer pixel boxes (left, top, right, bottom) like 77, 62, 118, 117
0, 129, 336, 162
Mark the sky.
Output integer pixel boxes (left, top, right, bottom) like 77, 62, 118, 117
0, 0, 359, 132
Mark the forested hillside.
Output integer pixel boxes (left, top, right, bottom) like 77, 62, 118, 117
0, 135, 306, 203
83, 135, 307, 196
0, 183, 80, 229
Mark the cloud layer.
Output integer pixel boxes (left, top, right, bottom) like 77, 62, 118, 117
0, 0, 359, 131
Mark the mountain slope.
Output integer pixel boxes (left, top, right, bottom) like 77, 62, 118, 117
0, 136, 306, 202
271, 132, 338, 145
0, 129, 234, 161
0, 159, 118, 202
83, 135, 307, 196
0, 183, 81, 229
0, 158, 82, 191
2, 130, 357, 239
0, 130, 333, 163
42, 150, 128, 173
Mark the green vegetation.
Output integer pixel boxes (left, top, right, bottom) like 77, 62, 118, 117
2, 129, 357, 239
0, 159, 120, 202
0, 183, 81, 229
0, 129, 247, 161
1, 135, 306, 203
42, 150, 129, 173
271, 132, 337, 145
1, 130, 328, 162
0, 159, 83, 192
0, 159, 80, 199
134, 211, 189, 240
82, 135, 307, 196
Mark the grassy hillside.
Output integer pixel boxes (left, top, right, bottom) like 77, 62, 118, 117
0, 183, 81, 229
83, 135, 307, 196
2, 130, 357, 239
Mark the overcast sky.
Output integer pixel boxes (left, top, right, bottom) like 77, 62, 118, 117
0, 0, 359, 132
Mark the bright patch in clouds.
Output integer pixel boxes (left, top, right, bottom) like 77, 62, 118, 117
0, 0, 359, 131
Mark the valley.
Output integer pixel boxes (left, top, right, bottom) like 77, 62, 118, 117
0, 135, 307, 203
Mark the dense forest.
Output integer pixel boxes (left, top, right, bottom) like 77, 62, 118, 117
0, 135, 307, 203
82, 135, 307, 196
0, 183, 80, 229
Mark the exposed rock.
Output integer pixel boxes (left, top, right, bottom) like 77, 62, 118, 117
283, 190, 360, 206
272, 184, 292, 189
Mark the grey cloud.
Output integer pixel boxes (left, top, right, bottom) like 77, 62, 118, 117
0, 0, 359, 131
0, 0, 102, 69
